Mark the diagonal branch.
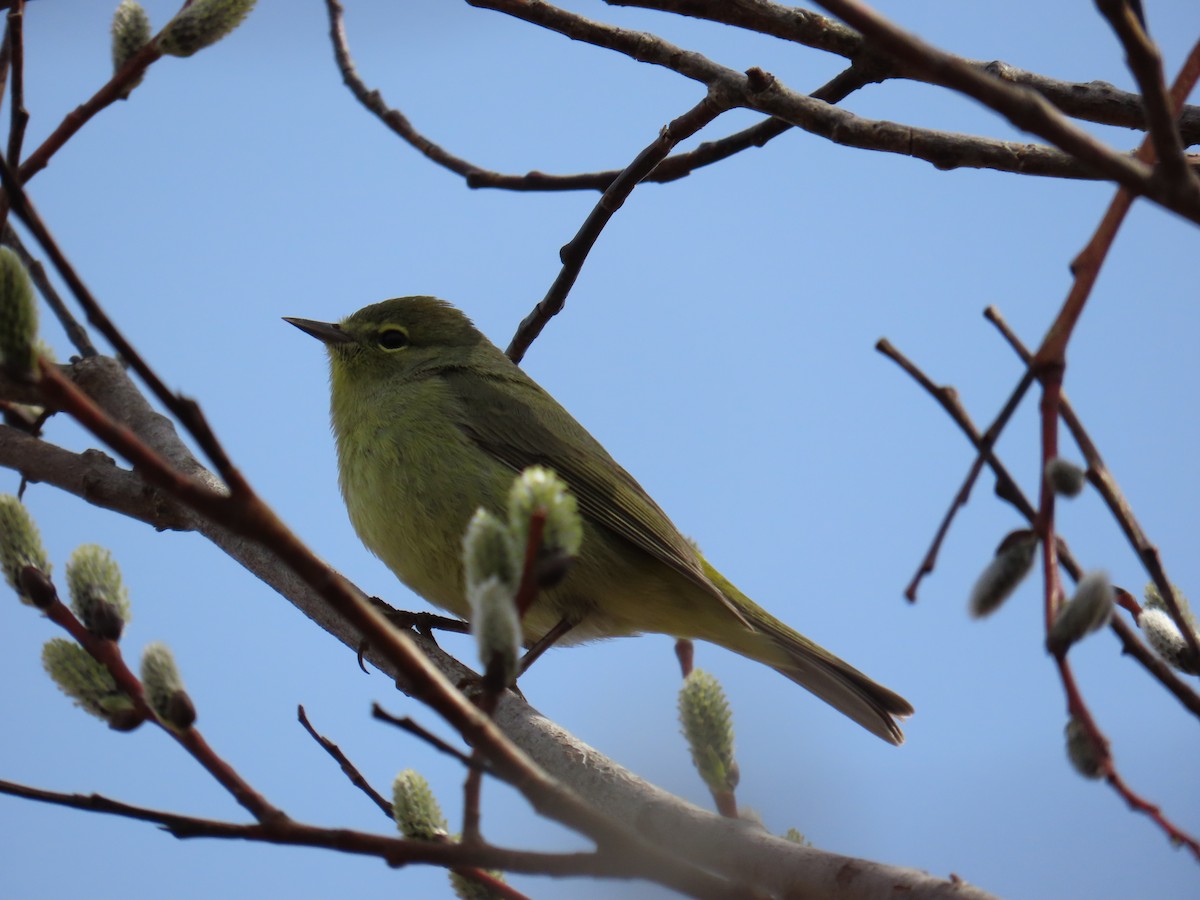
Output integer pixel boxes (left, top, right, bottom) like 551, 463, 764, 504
506, 88, 734, 361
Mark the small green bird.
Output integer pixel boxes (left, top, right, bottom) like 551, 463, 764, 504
286, 298, 912, 743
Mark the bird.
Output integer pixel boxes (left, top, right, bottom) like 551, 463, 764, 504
286, 297, 912, 743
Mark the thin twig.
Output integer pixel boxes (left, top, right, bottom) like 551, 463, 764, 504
613, 0, 1200, 144
507, 88, 734, 361
5, 0, 26, 169
880, 331, 1200, 719
0, 779, 632, 879
0, 154, 239, 482
16, 40, 162, 184
476, 0, 1200, 221
1, 224, 96, 356
371, 705, 484, 771
33, 574, 287, 823
810, 0, 1200, 219
328, 0, 888, 192
984, 306, 1200, 666
1096, 0, 1194, 188
876, 337, 1036, 601
297, 705, 393, 818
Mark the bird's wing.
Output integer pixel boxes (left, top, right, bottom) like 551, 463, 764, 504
442, 367, 746, 621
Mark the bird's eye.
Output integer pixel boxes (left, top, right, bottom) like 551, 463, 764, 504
377, 327, 409, 351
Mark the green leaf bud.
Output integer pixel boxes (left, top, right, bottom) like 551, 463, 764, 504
462, 508, 517, 592
0, 247, 38, 379
449, 869, 509, 900
507, 466, 582, 589
1044, 458, 1087, 497
111, 0, 152, 95
0, 494, 51, 605
391, 769, 448, 840
41, 638, 139, 728
1137, 607, 1200, 675
968, 529, 1037, 619
1065, 716, 1106, 780
140, 641, 195, 730
1047, 570, 1113, 654
66, 544, 131, 641
678, 669, 738, 795
158, 0, 257, 58
467, 577, 521, 691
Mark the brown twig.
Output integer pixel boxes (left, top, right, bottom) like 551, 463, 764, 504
810, 0, 1200, 220
613, 0, 1200, 144
0, 0, 25, 233
328, 0, 884, 192
297, 705, 392, 818
1, 224, 96, 356
476, 0, 1200, 221
1096, 0, 1194, 188
0, 156, 239, 482
0, 779, 631, 879
876, 337, 1036, 601
506, 89, 733, 361
371, 705, 483, 771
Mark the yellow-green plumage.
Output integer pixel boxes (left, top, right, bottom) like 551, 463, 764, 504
287, 297, 912, 744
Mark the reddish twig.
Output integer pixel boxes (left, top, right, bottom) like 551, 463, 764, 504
16, 40, 162, 185
513, 508, 546, 618
880, 331, 1200, 719
983, 307, 1200, 666
35, 581, 286, 823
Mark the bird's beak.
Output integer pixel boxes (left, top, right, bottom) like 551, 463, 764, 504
283, 317, 356, 345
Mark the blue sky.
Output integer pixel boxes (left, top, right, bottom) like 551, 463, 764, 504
2, 2, 1198, 898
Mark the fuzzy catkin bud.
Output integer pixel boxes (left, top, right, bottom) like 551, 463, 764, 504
1065, 717, 1105, 780
157, 0, 257, 58
1138, 607, 1200, 675
66, 544, 131, 641
140, 642, 195, 730
111, 0, 152, 94
1045, 458, 1087, 497
678, 669, 738, 795
0, 247, 38, 379
0, 494, 51, 605
467, 577, 521, 690
968, 530, 1037, 619
1047, 570, 1114, 654
42, 638, 138, 728
462, 508, 517, 592
507, 466, 582, 589
391, 769, 447, 840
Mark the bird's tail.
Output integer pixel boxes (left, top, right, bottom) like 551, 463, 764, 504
700, 561, 913, 745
